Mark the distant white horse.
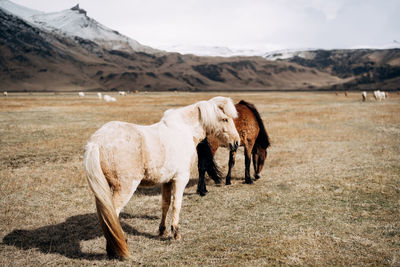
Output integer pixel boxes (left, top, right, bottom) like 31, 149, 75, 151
3, 91, 7, 97
362, 91, 367, 101
78, 92, 85, 97
84, 96, 240, 259
118, 91, 126, 96
97, 92, 102, 99
373, 90, 386, 101
103, 95, 116, 102
373, 90, 380, 100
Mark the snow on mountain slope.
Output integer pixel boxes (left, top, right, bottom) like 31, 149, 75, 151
263, 49, 319, 61
264, 42, 400, 61
350, 41, 400, 50
0, 0, 42, 19
159, 44, 267, 57
0, 1, 159, 54
30, 6, 159, 54
160, 45, 234, 57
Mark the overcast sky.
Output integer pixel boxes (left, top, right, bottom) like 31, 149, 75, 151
11, 0, 400, 50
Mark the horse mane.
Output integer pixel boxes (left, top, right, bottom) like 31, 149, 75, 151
238, 100, 270, 149
198, 96, 237, 133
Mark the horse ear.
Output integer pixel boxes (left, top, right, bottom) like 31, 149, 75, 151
220, 98, 237, 118
209, 96, 237, 118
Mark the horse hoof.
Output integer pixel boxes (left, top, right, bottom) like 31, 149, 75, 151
197, 190, 207, 196
254, 174, 260, 180
171, 226, 182, 240
226, 181, 231, 185
159, 231, 168, 237
174, 232, 182, 240
245, 179, 253, 184
159, 226, 167, 237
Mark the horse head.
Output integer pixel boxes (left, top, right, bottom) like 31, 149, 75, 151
198, 96, 240, 151
252, 145, 267, 179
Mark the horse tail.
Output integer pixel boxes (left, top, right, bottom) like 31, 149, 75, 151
197, 138, 222, 184
84, 142, 130, 259
238, 100, 271, 150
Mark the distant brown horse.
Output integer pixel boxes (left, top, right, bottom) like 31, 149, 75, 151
197, 100, 270, 196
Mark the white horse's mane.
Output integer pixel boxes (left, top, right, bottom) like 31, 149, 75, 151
160, 96, 237, 132
197, 96, 238, 133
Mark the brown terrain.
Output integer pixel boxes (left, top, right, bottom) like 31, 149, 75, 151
1, 8, 399, 92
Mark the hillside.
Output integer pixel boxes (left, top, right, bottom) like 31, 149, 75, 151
284, 49, 400, 90
0, 8, 344, 92
0, 1, 399, 92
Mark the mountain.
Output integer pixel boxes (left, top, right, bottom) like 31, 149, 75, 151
264, 49, 318, 61
0, 1, 158, 54
0, 1, 399, 92
0, 2, 346, 92
280, 49, 400, 90
0, 0, 42, 18
160, 44, 266, 57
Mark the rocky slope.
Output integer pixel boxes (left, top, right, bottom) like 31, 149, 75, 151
284, 49, 400, 90
0, 8, 344, 92
1, 2, 399, 92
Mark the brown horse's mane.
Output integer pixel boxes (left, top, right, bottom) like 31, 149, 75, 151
238, 100, 271, 150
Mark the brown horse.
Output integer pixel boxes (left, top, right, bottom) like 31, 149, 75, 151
197, 100, 270, 196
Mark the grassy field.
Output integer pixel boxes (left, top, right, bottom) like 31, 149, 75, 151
0, 91, 399, 266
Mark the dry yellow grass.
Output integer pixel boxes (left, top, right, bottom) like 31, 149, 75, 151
0, 91, 399, 266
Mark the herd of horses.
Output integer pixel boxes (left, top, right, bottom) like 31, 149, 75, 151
362, 90, 388, 101
84, 96, 270, 259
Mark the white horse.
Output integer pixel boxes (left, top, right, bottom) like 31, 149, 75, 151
3, 91, 7, 97
84, 96, 240, 259
118, 91, 126, 96
97, 92, 102, 99
374, 90, 386, 101
78, 92, 85, 97
104, 94, 117, 102
362, 91, 367, 101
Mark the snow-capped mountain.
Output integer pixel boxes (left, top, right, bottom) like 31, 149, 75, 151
0, 0, 42, 19
263, 42, 400, 61
0, 0, 159, 54
263, 49, 319, 61
350, 41, 400, 50
159, 44, 267, 57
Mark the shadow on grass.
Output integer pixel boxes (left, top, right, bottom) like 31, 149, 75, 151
2, 212, 162, 260
124, 174, 235, 197
136, 177, 202, 196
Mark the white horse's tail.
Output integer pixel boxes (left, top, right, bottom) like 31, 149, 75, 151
84, 142, 130, 259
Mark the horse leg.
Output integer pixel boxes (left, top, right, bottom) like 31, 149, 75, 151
253, 154, 260, 180
113, 180, 141, 216
244, 147, 253, 184
106, 179, 140, 257
196, 141, 208, 196
197, 165, 207, 196
171, 176, 189, 240
159, 182, 172, 237
226, 150, 236, 185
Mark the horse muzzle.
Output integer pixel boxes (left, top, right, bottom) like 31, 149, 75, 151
229, 141, 239, 152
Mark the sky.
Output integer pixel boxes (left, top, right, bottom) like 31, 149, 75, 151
10, 0, 400, 51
